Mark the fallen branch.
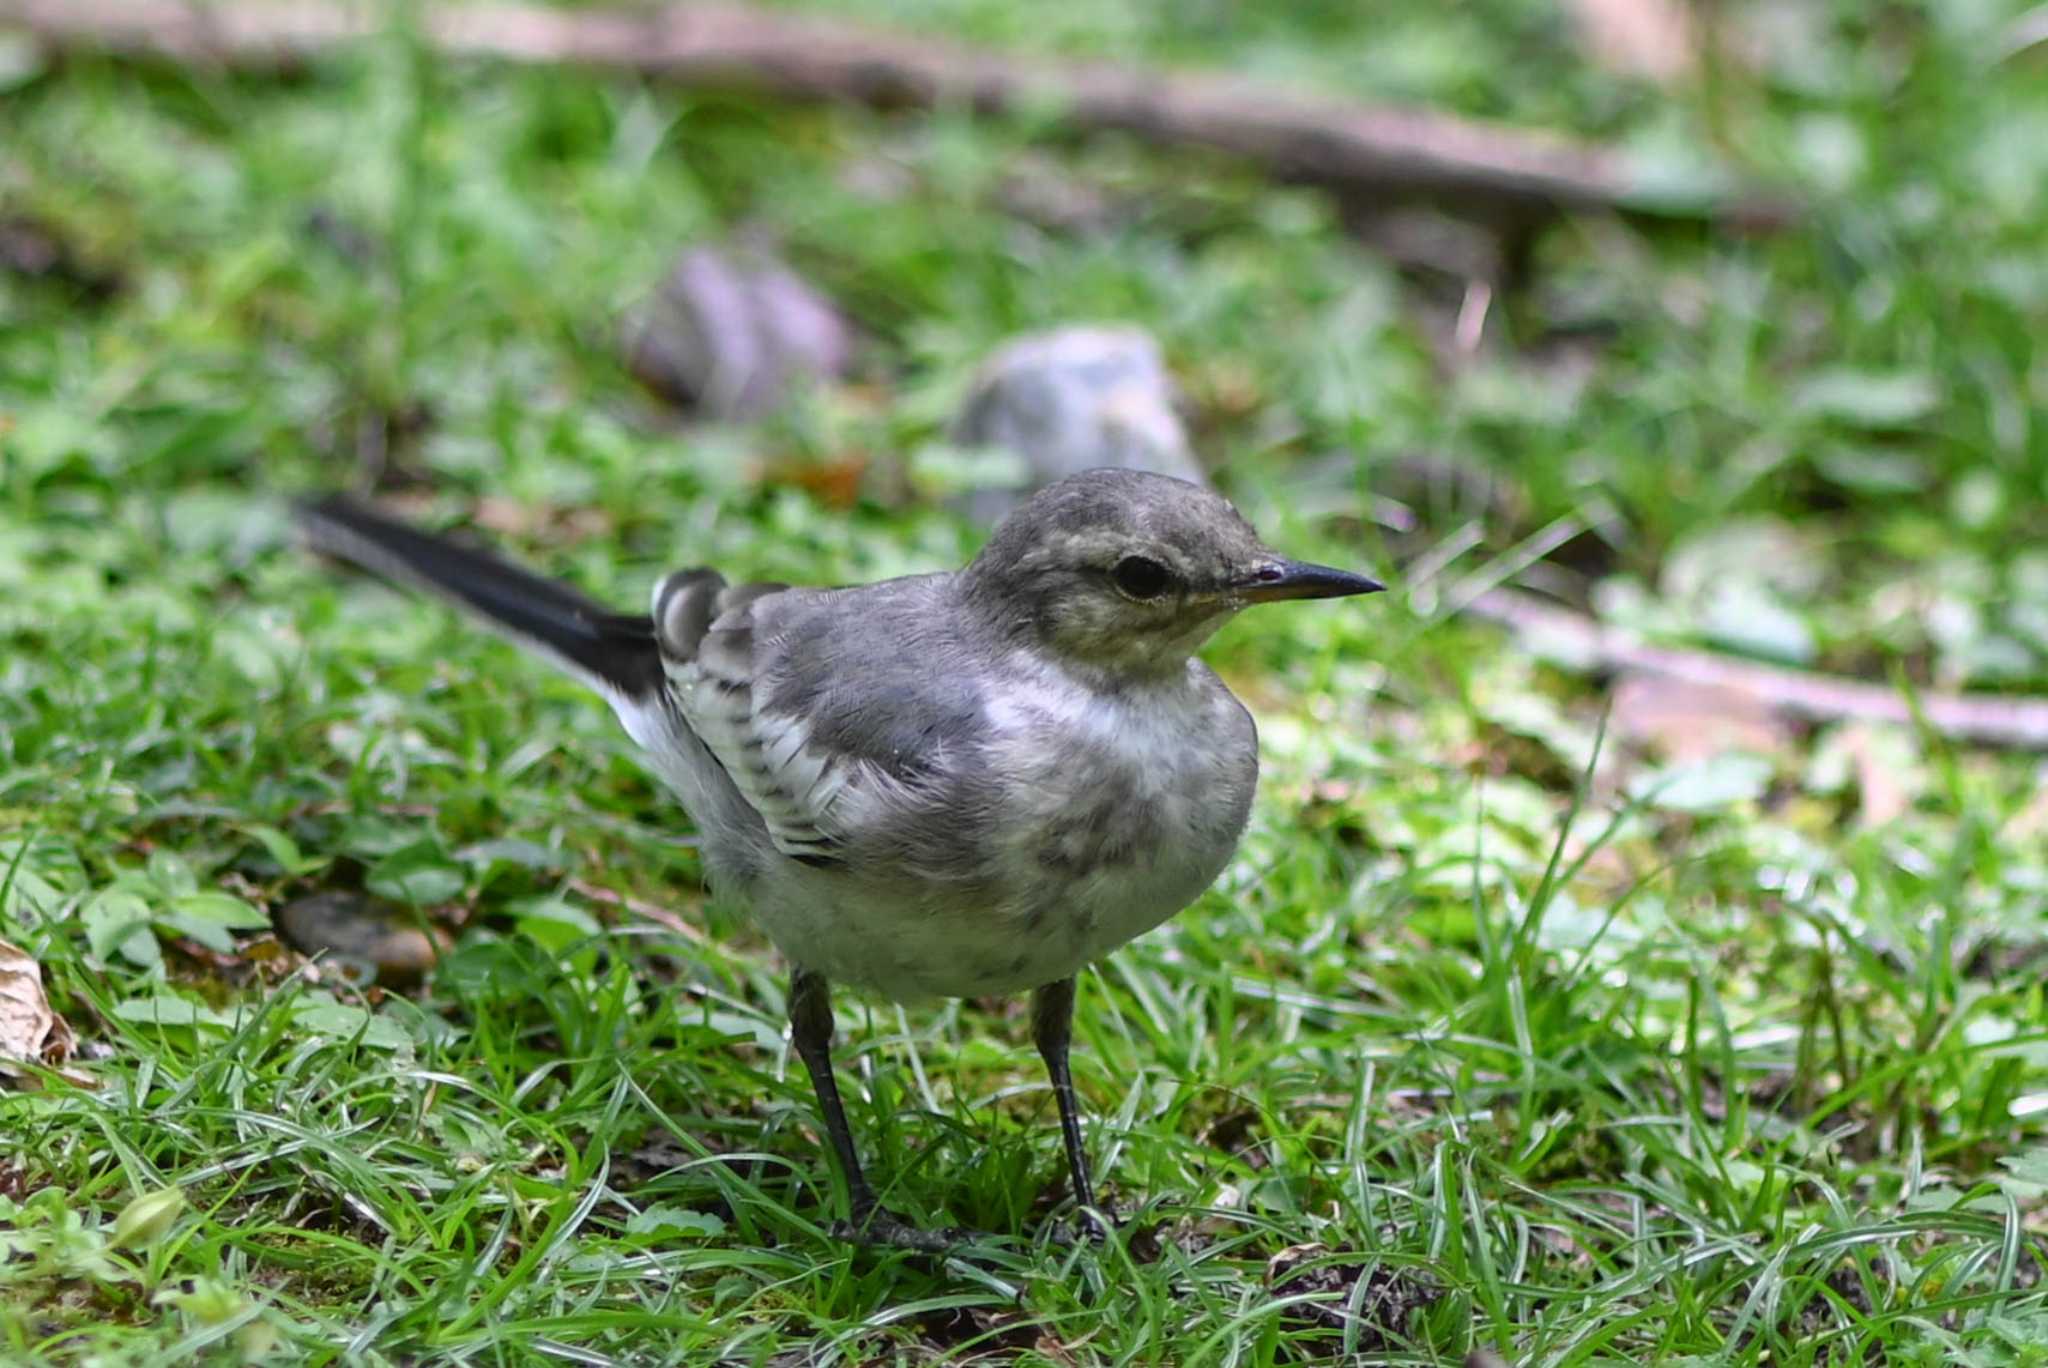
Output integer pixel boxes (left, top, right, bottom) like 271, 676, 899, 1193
1, 0, 1794, 228
566, 877, 706, 944
1465, 589, 2048, 750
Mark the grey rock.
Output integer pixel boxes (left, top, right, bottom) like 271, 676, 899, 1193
622, 245, 853, 420
951, 325, 1207, 522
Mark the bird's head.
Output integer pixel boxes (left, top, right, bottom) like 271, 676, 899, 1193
959, 469, 1383, 682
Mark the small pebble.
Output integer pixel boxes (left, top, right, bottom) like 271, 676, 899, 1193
951, 325, 1206, 523
276, 892, 442, 987
622, 244, 852, 420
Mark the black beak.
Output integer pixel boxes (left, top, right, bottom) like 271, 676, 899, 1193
1237, 560, 1387, 603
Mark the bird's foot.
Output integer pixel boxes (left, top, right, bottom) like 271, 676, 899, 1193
1032, 1204, 1116, 1249
1072, 1204, 1117, 1244
832, 1204, 986, 1254
1048, 1205, 1168, 1260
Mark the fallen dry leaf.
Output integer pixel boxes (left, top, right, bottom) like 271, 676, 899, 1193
1032, 1332, 1085, 1367
765, 453, 869, 509
1840, 723, 1912, 827
0, 936, 70, 1068
1609, 673, 1792, 764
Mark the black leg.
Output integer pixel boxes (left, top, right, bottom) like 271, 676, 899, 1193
787, 967, 972, 1253
1032, 976, 1104, 1229
788, 968, 875, 1211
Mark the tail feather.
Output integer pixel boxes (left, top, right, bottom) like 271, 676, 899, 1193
295, 494, 661, 697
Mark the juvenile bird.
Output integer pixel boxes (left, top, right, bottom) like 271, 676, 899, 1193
297, 470, 1381, 1249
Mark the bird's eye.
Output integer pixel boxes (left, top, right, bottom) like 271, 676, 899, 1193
1111, 555, 1174, 601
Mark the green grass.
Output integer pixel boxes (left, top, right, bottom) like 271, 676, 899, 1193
6, 1, 2048, 1362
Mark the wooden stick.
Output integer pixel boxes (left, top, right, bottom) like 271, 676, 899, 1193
1, 0, 1795, 227
566, 877, 706, 944
1465, 588, 2048, 750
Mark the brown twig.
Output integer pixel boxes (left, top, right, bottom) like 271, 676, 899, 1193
566, 877, 706, 944
1466, 588, 2048, 750
0, 0, 1795, 228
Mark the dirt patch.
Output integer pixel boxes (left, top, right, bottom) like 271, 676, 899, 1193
1267, 1242, 1444, 1354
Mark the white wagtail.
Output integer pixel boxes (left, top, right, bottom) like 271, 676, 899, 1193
297, 470, 1382, 1249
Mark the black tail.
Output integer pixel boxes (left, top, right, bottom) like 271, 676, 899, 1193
295, 494, 661, 697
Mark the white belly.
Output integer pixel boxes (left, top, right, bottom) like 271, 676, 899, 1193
744, 662, 1258, 1001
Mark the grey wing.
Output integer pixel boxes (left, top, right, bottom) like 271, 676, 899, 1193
652, 570, 841, 864
653, 571, 991, 870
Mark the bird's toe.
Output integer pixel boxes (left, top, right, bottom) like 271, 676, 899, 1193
832, 1206, 988, 1254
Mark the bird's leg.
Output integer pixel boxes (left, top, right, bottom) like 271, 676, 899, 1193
787, 968, 874, 1209
1032, 976, 1110, 1237
787, 967, 971, 1253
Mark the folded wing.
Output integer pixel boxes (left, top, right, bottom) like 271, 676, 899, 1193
656, 572, 992, 872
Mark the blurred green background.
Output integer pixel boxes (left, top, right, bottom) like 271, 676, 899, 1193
5, 1, 2048, 1363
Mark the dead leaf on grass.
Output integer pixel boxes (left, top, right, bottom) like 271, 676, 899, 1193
0, 937, 88, 1087
911, 1303, 1039, 1358
0, 937, 58, 1058
1609, 673, 1792, 764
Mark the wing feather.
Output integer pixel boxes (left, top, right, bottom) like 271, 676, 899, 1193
652, 572, 852, 861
